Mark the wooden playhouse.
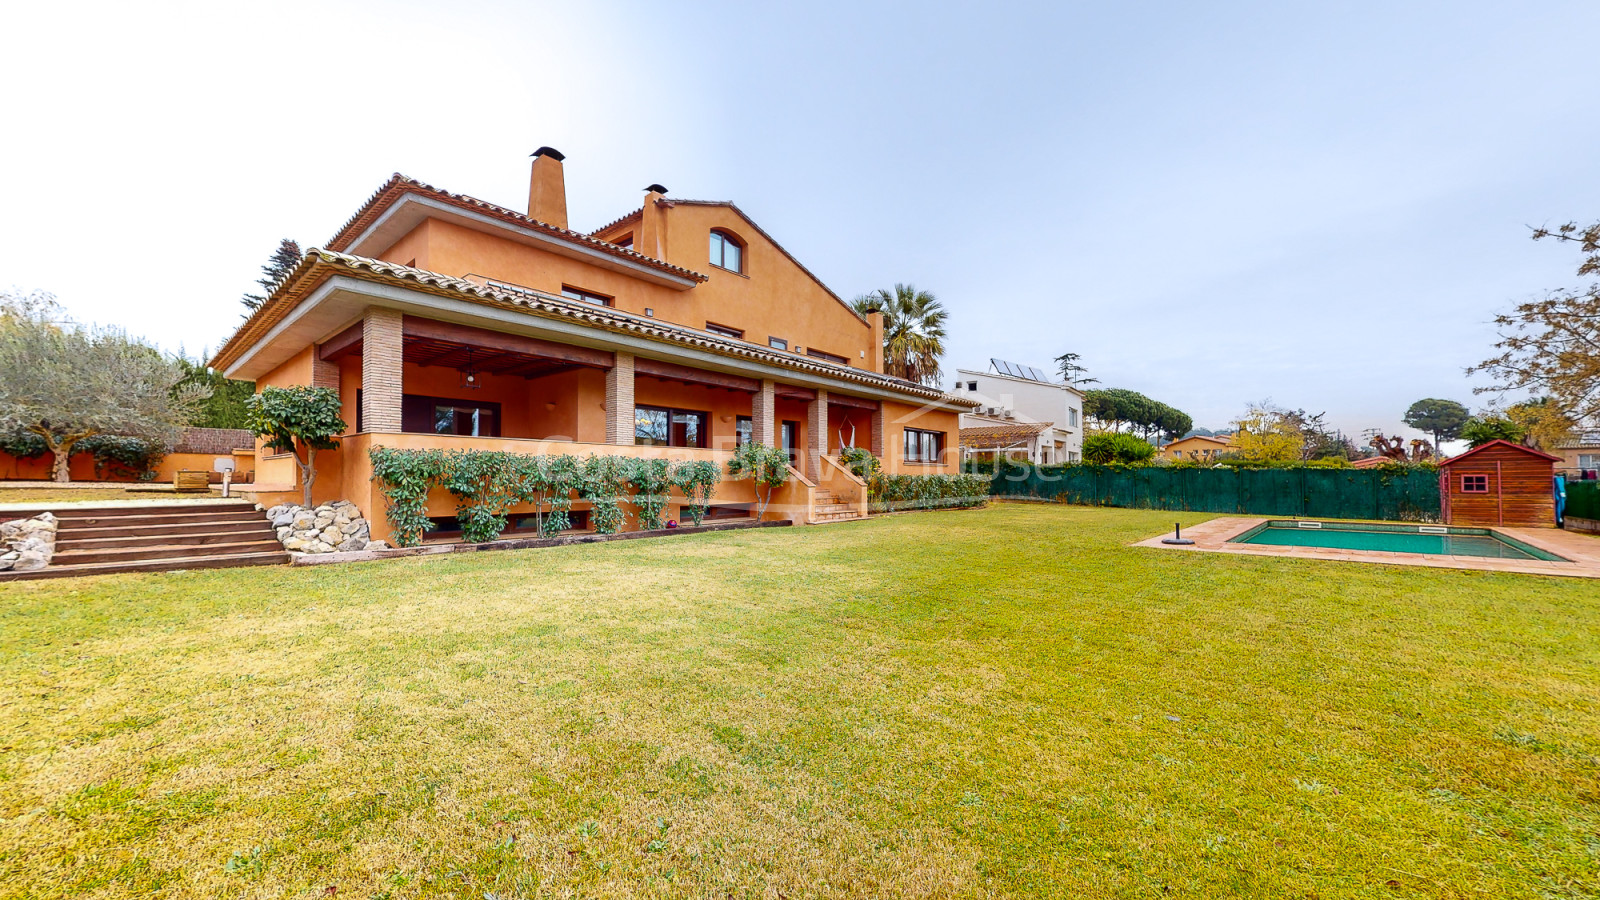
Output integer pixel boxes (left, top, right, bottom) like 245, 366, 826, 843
1438, 439, 1560, 528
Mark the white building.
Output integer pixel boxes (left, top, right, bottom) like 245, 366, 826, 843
953, 360, 1085, 464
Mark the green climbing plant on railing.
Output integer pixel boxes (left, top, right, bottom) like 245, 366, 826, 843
441, 450, 521, 543
368, 447, 448, 547
671, 459, 721, 526
727, 443, 791, 519
579, 455, 631, 535
626, 457, 673, 531
369, 447, 725, 546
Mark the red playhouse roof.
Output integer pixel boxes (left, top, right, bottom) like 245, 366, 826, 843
1438, 439, 1561, 467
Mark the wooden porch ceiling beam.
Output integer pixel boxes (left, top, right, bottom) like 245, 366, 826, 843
775, 384, 817, 401
317, 321, 364, 361
826, 393, 880, 410
635, 357, 759, 393
402, 315, 613, 369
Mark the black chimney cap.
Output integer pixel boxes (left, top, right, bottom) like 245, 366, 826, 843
644, 183, 668, 194
531, 147, 566, 161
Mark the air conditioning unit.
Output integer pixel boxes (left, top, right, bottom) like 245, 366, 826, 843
1002, 409, 1015, 419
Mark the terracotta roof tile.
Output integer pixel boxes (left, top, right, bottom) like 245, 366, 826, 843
210, 249, 976, 409
325, 175, 707, 284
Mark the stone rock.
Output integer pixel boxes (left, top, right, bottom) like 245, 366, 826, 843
339, 520, 361, 535
341, 537, 368, 552
319, 525, 342, 543
11, 551, 48, 571
366, 540, 389, 551
283, 536, 310, 551
13, 537, 49, 555
270, 509, 296, 527
308, 540, 334, 553
291, 512, 315, 531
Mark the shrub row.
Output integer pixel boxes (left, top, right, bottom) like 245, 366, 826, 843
368, 448, 719, 547
0, 431, 167, 479
869, 472, 990, 513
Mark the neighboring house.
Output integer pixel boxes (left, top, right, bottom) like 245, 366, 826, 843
1553, 430, 1600, 481
209, 149, 976, 542
953, 361, 1084, 464
1160, 434, 1234, 462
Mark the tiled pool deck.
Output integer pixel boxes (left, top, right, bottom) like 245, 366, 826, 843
1134, 517, 1600, 578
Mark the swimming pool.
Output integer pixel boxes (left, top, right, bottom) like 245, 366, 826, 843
1228, 521, 1570, 561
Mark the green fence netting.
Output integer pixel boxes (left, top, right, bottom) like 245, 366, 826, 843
991, 465, 1442, 522
1567, 481, 1600, 521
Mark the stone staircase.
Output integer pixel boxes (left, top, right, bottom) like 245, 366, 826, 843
0, 501, 287, 581
812, 489, 865, 523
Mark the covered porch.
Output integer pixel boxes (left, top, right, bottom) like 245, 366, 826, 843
269, 307, 888, 538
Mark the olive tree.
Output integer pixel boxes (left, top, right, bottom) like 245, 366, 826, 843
245, 386, 346, 507
0, 291, 208, 482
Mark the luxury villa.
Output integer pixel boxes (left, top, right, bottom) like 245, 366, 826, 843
209, 149, 976, 543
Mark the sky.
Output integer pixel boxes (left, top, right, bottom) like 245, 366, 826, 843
3, 0, 1597, 445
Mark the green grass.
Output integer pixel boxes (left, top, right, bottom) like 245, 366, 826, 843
1, 503, 1597, 898
0, 486, 224, 505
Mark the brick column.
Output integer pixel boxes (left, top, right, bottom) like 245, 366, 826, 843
605, 352, 635, 445
870, 403, 885, 457
752, 379, 776, 446
360, 308, 403, 433
806, 389, 828, 481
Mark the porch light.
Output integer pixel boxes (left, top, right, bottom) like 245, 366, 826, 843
459, 347, 482, 390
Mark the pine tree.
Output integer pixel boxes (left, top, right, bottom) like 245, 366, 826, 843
241, 239, 302, 312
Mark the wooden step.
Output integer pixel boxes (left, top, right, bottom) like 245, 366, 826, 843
57, 529, 279, 551
52, 538, 284, 566
62, 519, 273, 540
56, 509, 264, 528
11, 502, 255, 519
0, 550, 289, 581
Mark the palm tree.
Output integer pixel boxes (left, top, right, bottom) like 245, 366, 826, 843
850, 284, 948, 386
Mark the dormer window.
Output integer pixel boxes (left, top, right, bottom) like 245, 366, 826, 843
561, 286, 612, 307
709, 230, 743, 273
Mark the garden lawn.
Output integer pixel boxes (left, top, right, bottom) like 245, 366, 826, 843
1, 503, 1597, 899
0, 487, 224, 505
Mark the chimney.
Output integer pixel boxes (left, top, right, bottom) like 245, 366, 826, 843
866, 309, 885, 373
636, 184, 669, 259
527, 147, 568, 229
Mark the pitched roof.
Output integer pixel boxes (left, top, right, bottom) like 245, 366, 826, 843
619, 198, 867, 324
1163, 435, 1232, 449
960, 422, 1052, 449
209, 248, 976, 408
324, 174, 708, 284
589, 208, 641, 236
1439, 439, 1562, 466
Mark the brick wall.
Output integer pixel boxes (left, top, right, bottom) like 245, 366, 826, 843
173, 427, 255, 455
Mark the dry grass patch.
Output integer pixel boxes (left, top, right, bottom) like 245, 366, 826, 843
1, 504, 1598, 898
0, 487, 224, 505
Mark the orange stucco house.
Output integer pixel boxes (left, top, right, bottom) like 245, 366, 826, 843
210, 149, 975, 543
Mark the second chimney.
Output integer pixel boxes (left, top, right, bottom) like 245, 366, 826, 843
527, 147, 568, 229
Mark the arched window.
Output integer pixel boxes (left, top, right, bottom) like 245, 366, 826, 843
709, 230, 743, 273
